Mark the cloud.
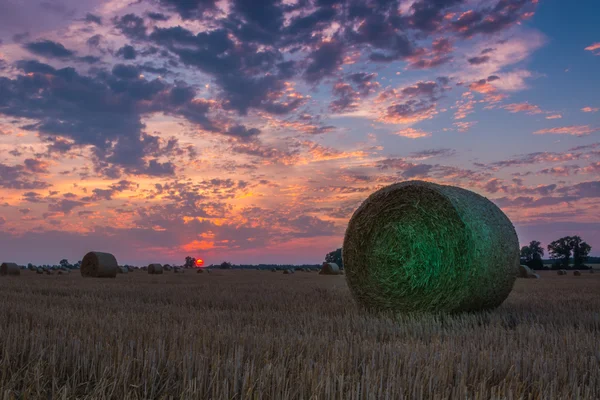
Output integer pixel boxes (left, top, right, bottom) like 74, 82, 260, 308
467, 55, 490, 65
393, 127, 431, 138
113, 13, 147, 40
304, 39, 345, 83
533, 125, 598, 137
581, 107, 599, 113
116, 45, 137, 60
0, 163, 51, 190
454, 121, 477, 132
153, 0, 217, 20
84, 13, 102, 25
585, 42, 600, 55
546, 114, 562, 119
502, 102, 543, 115
24, 39, 74, 58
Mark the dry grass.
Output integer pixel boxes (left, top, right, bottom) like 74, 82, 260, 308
0, 270, 598, 399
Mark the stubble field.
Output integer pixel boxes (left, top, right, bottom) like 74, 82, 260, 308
0, 269, 598, 399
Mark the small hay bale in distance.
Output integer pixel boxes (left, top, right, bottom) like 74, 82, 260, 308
148, 263, 163, 274
319, 262, 340, 275
0, 262, 20, 276
343, 180, 520, 314
196, 268, 204, 273
574, 270, 581, 276
36, 267, 44, 274
283, 269, 290, 274
518, 265, 539, 279
80, 251, 118, 278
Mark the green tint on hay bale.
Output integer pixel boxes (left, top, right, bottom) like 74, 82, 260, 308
343, 180, 519, 314
148, 263, 163, 274
1, 262, 20, 276
81, 252, 118, 278
320, 262, 340, 275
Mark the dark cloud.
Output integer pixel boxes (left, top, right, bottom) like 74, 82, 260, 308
409, 0, 464, 32
0, 61, 224, 177
408, 148, 456, 159
86, 34, 102, 47
24, 39, 74, 58
146, 12, 170, 21
402, 164, 434, 178
22, 192, 45, 203
154, 0, 218, 20
304, 39, 345, 83
48, 199, 85, 214
113, 14, 147, 40
23, 158, 49, 173
116, 45, 137, 60
0, 163, 50, 190
225, 125, 261, 141
329, 82, 359, 113
451, 0, 535, 37
467, 55, 490, 65
84, 13, 102, 25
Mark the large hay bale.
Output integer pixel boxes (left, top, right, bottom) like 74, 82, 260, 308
80, 251, 118, 278
1, 262, 20, 276
343, 180, 519, 313
574, 270, 581, 276
518, 265, 539, 279
320, 262, 340, 275
148, 263, 163, 274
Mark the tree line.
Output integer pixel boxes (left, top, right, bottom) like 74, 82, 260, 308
520, 235, 593, 270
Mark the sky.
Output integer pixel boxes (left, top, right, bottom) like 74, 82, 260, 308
0, 0, 598, 266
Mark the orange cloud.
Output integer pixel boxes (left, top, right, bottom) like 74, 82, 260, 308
503, 102, 543, 114
581, 107, 599, 113
533, 125, 598, 137
182, 240, 215, 251
584, 42, 600, 55
393, 128, 431, 138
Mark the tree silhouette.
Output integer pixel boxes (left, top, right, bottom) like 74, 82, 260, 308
325, 248, 343, 269
59, 259, 70, 268
184, 256, 196, 268
569, 236, 591, 268
548, 237, 572, 268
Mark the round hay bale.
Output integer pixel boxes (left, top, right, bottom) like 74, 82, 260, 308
1, 262, 20, 276
196, 268, 204, 273
283, 269, 290, 274
80, 252, 118, 278
118, 266, 128, 274
320, 262, 340, 275
343, 180, 519, 313
148, 263, 163, 274
574, 270, 581, 276
271, 268, 277, 272
36, 267, 44, 274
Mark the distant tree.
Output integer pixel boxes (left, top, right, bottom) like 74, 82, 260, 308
220, 261, 232, 269
548, 237, 573, 268
59, 259, 70, 268
519, 245, 533, 263
569, 236, 592, 268
325, 248, 343, 269
184, 256, 196, 268
520, 241, 544, 269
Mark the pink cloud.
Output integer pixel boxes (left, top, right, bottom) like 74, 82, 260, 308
393, 128, 431, 139
533, 125, 598, 137
503, 102, 543, 114
584, 42, 600, 55
545, 114, 562, 119
581, 107, 599, 113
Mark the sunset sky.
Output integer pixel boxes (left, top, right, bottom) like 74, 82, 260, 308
0, 0, 598, 266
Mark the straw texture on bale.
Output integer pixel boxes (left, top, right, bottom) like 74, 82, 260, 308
80, 251, 118, 278
320, 262, 340, 275
1, 262, 20, 276
343, 180, 519, 313
148, 263, 163, 274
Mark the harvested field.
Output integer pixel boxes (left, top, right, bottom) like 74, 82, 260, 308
0, 270, 598, 399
